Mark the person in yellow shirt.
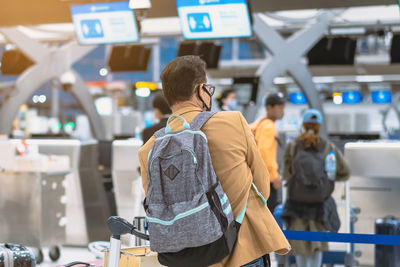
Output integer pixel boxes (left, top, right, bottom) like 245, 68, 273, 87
251, 93, 286, 213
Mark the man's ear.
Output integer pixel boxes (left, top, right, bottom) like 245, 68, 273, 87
198, 84, 208, 99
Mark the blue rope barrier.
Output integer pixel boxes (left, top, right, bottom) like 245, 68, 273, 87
283, 230, 400, 246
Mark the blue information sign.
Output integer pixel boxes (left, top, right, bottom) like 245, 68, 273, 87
70, 1, 139, 45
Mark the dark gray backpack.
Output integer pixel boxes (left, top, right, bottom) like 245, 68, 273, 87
145, 112, 251, 267
287, 139, 334, 203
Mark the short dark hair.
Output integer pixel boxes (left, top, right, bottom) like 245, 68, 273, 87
161, 56, 207, 106
217, 88, 235, 109
266, 92, 286, 107
153, 91, 171, 115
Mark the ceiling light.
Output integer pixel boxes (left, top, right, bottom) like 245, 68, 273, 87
313, 77, 335, 83
32, 95, 39, 103
99, 68, 108, 77
330, 27, 366, 35
39, 95, 47, 103
356, 75, 384, 83
135, 87, 151, 98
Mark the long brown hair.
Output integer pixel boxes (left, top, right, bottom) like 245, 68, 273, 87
298, 122, 321, 148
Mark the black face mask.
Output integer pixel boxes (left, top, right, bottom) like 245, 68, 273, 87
197, 84, 212, 111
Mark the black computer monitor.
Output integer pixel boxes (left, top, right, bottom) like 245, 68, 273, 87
108, 45, 151, 72
233, 77, 259, 105
177, 41, 222, 69
307, 37, 357, 65
1, 49, 35, 75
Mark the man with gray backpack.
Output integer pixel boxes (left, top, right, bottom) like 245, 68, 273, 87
138, 56, 290, 267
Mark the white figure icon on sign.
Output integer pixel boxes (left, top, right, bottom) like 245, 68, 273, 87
203, 15, 210, 29
95, 23, 102, 34
189, 17, 197, 29
83, 24, 90, 35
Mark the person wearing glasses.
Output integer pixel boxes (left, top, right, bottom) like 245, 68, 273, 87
138, 56, 290, 267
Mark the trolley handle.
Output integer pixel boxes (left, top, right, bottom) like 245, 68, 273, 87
131, 228, 150, 241
63, 261, 93, 267
107, 216, 149, 240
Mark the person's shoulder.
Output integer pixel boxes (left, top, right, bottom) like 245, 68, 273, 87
324, 139, 339, 151
142, 125, 153, 137
257, 118, 275, 132
147, 121, 166, 132
138, 136, 155, 160
202, 111, 245, 134
213, 110, 242, 119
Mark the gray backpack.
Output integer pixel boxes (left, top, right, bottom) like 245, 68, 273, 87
144, 112, 258, 267
288, 139, 334, 203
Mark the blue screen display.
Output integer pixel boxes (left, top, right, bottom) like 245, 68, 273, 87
176, 0, 252, 39
371, 90, 392, 104
342, 91, 362, 104
70, 1, 139, 45
289, 92, 307, 105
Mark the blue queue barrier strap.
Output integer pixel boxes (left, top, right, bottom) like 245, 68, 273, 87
283, 230, 400, 246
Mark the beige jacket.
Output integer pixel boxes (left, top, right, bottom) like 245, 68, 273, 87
138, 105, 290, 266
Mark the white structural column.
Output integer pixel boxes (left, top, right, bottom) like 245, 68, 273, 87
253, 12, 337, 136
0, 27, 106, 139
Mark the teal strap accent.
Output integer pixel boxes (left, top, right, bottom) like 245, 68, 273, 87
188, 150, 198, 164
234, 183, 268, 224
155, 130, 207, 141
235, 202, 247, 224
220, 194, 228, 206
251, 183, 267, 205
146, 202, 209, 226
223, 205, 232, 216
165, 115, 190, 133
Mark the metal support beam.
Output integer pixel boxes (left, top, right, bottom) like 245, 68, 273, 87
253, 12, 339, 136
0, 27, 105, 139
152, 42, 161, 82
71, 70, 106, 140
51, 80, 59, 118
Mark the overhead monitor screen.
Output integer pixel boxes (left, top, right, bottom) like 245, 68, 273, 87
70, 1, 139, 45
232, 77, 258, 105
234, 84, 252, 105
289, 92, 307, 105
176, 0, 252, 39
371, 90, 392, 104
342, 91, 362, 104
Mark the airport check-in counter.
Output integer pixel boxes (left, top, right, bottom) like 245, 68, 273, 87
9, 139, 112, 245
112, 139, 144, 223
345, 141, 400, 265
0, 141, 69, 248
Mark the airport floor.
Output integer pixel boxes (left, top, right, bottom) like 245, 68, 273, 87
36, 246, 283, 267
37, 246, 98, 267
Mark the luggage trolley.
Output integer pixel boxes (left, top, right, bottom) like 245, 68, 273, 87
105, 216, 160, 267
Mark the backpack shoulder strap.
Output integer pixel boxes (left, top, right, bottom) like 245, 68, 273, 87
289, 139, 303, 158
190, 111, 217, 131
154, 127, 166, 138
